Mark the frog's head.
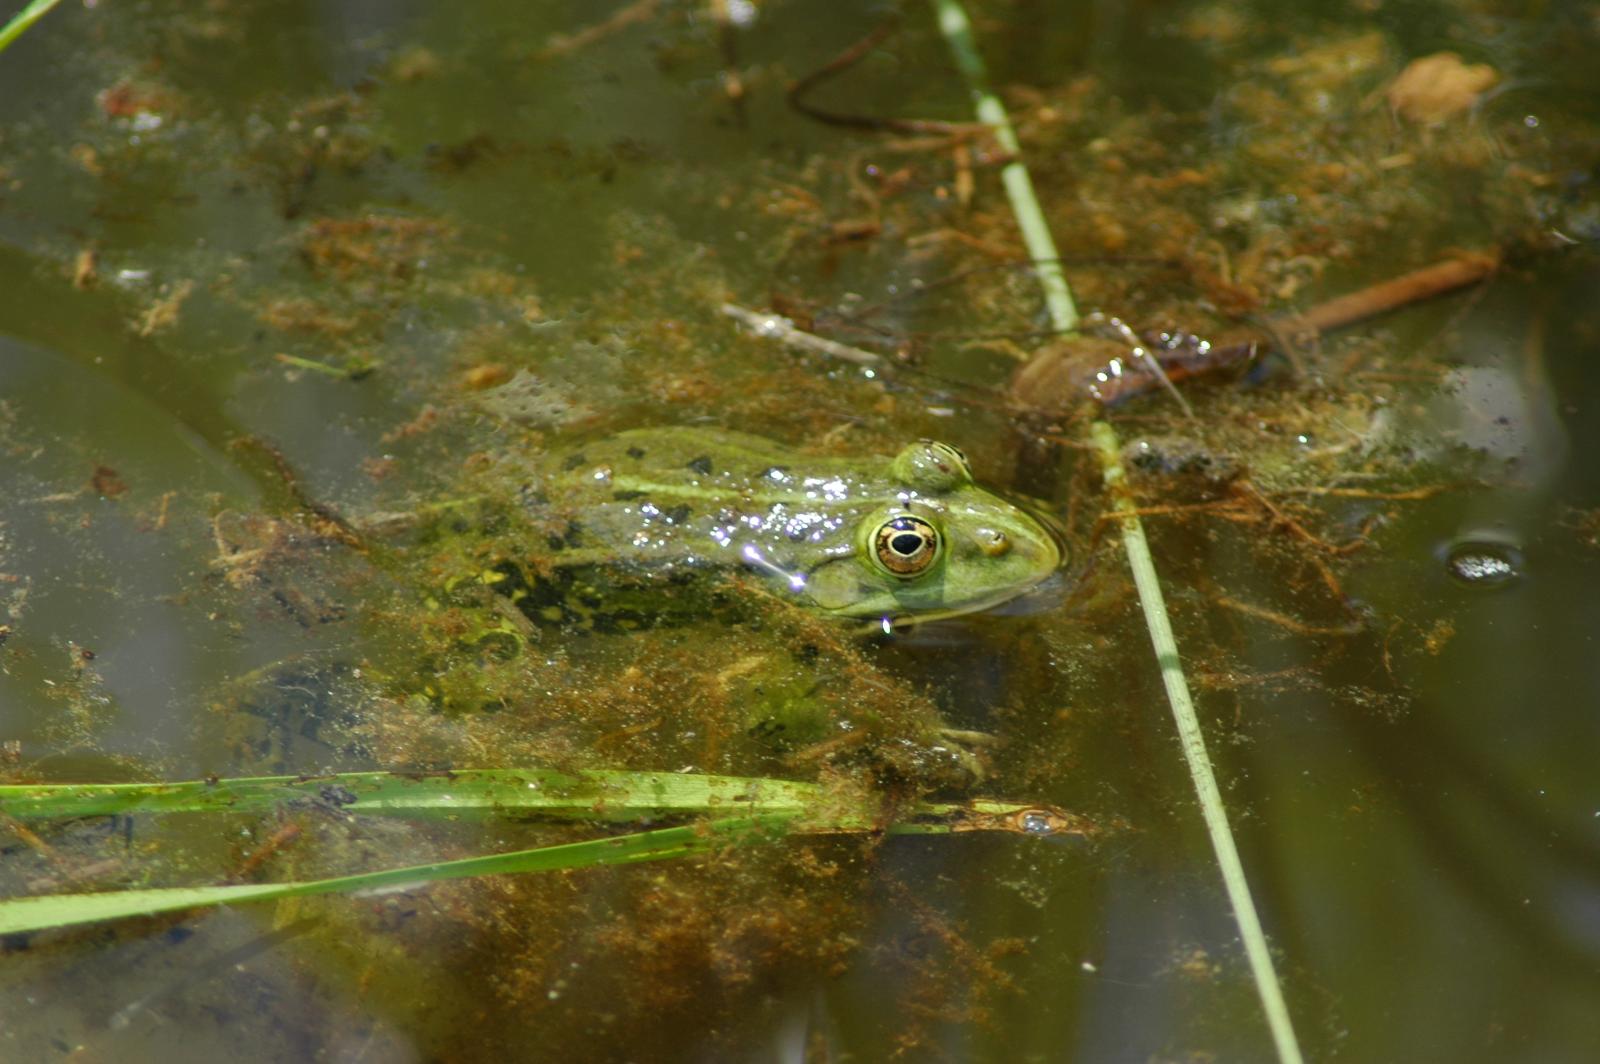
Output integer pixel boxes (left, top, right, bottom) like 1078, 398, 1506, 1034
802, 440, 1063, 621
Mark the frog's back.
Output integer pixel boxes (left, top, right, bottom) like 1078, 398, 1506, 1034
526, 426, 1061, 622
539, 427, 879, 573
565, 427, 863, 484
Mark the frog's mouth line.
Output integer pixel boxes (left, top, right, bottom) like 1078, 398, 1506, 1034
1014, 498, 1072, 572
979, 569, 1071, 617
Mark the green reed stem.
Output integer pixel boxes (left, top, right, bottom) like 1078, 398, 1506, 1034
1093, 423, 1305, 1064
0, 815, 800, 936
0, 0, 64, 55
0, 767, 1085, 934
928, 4, 1304, 1062
929, 0, 1077, 335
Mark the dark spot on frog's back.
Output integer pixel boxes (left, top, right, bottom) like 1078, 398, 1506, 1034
687, 455, 713, 476
547, 520, 585, 550
664, 504, 691, 525
625, 446, 645, 459
561, 452, 587, 472
612, 490, 646, 501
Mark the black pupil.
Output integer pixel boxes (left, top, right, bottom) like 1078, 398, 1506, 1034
890, 532, 924, 556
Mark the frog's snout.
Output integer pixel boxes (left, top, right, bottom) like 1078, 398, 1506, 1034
1018, 505, 1068, 577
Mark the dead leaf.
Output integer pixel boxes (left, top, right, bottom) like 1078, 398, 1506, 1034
1387, 53, 1497, 125
91, 465, 129, 498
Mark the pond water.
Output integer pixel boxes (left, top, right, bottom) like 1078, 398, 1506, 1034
2, 1, 1599, 1061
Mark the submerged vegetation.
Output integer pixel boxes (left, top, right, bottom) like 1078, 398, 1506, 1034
2, 0, 1598, 1060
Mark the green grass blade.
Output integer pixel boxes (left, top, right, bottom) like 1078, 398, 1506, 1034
0, 0, 64, 55
929, 5, 1304, 1062
0, 787, 1085, 935
0, 768, 1087, 934
0, 815, 797, 935
0, 768, 822, 821
0, 769, 1088, 837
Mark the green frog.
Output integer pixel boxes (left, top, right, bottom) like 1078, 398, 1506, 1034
510, 427, 1062, 627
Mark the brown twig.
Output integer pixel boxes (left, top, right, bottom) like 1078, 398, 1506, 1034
1273, 250, 1500, 339
1094, 500, 1251, 523
1232, 480, 1371, 605
230, 437, 369, 552
1213, 596, 1364, 637
1062, 250, 1499, 407
1382, 619, 1402, 682
788, 19, 987, 136
1274, 483, 1457, 500
227, 821, 303, 883
1, 812, 58, 859
1233, 480, 1364, 556
904, 227, 1019, 259
536, 0, 660, 60
721, 303, 884, 366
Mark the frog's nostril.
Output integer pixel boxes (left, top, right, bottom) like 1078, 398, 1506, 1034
974, 527, 1012, 557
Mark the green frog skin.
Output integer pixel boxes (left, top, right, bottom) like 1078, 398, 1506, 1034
530, 427, 1061, 623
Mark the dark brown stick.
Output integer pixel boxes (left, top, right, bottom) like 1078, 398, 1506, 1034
788, 19, 986, 136
1275, 251, 1499, 337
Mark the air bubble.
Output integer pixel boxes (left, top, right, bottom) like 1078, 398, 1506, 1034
1443, 539, 1523, 588
1019, 811, 1056, 836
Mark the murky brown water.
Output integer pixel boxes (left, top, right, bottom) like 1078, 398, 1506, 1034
3, 1, 1600, 1060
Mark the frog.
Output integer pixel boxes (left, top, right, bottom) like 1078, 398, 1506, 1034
509, 427, 1063, 628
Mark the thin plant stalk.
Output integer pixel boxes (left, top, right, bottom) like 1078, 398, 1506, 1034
1093, 423, 1305, 1064
930, 0, 1077, 336
928, 4, 1305, 1063
0, 767, 1079, 834
0, 769, 1086, 934
0, 815, 798, 936
0, 0, 64, 55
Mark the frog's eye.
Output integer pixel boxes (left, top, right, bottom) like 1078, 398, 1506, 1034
928, 441, 970, 477
871, 515, 941, 578
891, 441, 973, 490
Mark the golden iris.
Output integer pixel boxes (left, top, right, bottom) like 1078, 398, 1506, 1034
872, 515, 940, 577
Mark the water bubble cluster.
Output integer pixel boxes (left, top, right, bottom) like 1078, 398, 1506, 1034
1444, 539, 1524, 588
1019, 811, 1057, 836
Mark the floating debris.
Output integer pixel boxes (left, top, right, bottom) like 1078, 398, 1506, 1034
1387, 53, 1498, 125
